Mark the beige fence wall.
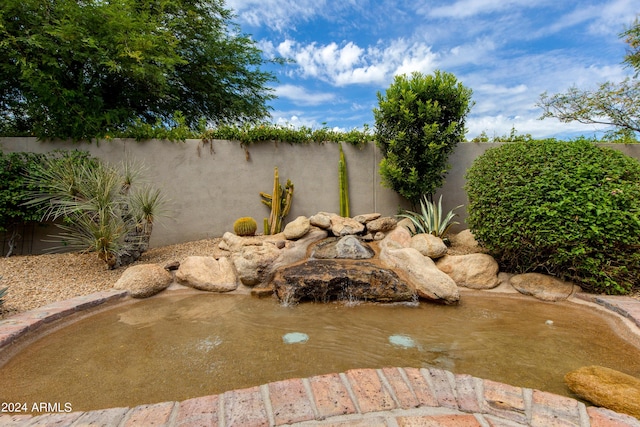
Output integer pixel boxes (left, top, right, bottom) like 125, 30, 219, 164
3, 137, 640, 254
0, 138, 408, 252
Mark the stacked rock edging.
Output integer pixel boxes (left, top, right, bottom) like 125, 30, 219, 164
114, 211, 577, 305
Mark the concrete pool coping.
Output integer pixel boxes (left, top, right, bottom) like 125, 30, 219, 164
1, 290, 640, 426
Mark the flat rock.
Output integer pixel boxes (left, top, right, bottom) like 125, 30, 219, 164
219, 231, 263, 252
565, 366, 640, 419
176, 256, 238, 292
436, 254, 499, 289
330, 215, 365, 236
271, 259, 416, 303
510, 273, 574, 301
366, 216, 397, 233
114, 264, 172, 298
353, 213, 381, 223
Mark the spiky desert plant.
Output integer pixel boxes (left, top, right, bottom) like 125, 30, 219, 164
0, 285, 7, 307
128, 185, 170, 247
24, 152, 168, 268
398, 195, 462, 238
233, 217, 258, 236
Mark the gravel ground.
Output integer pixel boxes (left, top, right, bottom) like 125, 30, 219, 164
0, 238, 223, 320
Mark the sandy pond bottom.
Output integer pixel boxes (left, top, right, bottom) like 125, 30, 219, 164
1, 291, 640, 412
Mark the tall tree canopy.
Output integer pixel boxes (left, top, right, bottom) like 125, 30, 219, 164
537, 18, 640, 135
0, 0, 278, 140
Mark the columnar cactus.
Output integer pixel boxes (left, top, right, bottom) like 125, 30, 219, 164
339, 143, 350, 217
260, 167, 294, 234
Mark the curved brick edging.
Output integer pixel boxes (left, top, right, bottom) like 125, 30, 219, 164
0, 290, 128, 351
1, 367, 639, 426
2, 292, 640, 426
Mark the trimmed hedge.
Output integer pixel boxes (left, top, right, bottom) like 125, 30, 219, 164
465, 140, 640, 295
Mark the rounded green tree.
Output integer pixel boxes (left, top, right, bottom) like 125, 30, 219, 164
374, 70, 473, 206
465, 140, 640, 295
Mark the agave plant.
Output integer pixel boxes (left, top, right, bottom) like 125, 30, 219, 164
398, 195, 462, 238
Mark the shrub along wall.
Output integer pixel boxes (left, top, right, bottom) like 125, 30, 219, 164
2, 137, 640, 254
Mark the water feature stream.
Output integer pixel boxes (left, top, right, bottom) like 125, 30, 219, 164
1, 291, 640, 412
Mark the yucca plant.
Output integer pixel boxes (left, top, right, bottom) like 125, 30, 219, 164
0, 285, 7, 307
24, 152, 168, 269
398, 195, 462, 238
127, 185, 170, 252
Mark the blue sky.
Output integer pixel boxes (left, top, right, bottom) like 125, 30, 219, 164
226, 0, 637, 139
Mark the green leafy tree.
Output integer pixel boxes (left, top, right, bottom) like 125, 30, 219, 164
0, 0, 279, 140
538, 19, 640, 134
374, 71, 473, 206
0, 151, 46, 256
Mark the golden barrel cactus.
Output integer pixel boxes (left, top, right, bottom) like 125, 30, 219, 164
233, 217, 257, 236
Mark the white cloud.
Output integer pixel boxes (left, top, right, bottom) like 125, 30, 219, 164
529, 0, 636, 38
467, 114, 612, 140
226, 0, 326, 31
424, 0, 542, 19
274, 84, 336, 106
272, 38, 438, 86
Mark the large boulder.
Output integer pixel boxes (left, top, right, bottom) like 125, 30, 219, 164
231, 243, 281, 286
510, 273, 575, 301
436, 254, 499, 289
380, 247, 459, 304
176, 256, 238, 292
114, 264, 172, 298
449, 229, 479, 249
312, 236, 374, 259
283, 216, 311, 240
565, 366, 640, 419
379, 225, 412, 251
271, 259, 415, 303
410, 234, 448, 259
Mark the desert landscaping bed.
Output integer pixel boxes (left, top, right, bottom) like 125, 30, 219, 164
1, 232, 638, 321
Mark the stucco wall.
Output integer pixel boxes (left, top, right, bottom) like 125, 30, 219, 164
3, 137, 640, 255
0, 138, 408, 252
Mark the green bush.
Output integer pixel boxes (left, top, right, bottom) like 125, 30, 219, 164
465, 140, 640, 295
0, 151, 50, 256
374, 70, 473, 205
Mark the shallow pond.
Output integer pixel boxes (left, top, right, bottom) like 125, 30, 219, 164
1, 291, 640, 412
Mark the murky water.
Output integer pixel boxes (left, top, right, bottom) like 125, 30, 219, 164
2, 292, 640, 412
